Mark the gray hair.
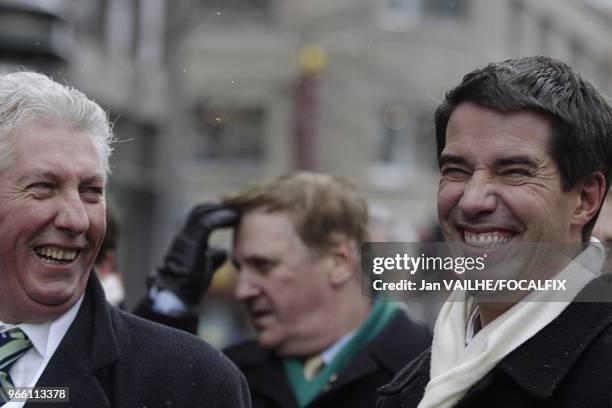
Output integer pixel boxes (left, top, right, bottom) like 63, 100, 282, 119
0, 71, 113, 173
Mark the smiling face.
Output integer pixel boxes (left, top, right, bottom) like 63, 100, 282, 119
232, 209, 336, 355
437, 103, 585, 269
0, 122, 106, 323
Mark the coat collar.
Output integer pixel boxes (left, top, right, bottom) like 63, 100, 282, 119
27, 271, 120, 408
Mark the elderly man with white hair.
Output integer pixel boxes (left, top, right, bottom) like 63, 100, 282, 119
0, 72, 250, 407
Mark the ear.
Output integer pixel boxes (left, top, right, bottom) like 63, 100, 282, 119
572, 171, 606, 230
325, 236, 357, 287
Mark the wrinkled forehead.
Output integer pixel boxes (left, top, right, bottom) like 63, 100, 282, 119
8, 122, 107, 182
11, 119, 108, 172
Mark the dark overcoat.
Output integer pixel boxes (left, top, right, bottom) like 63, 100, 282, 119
225, 310, 431, 408
26, 273, 251, 408
377, 280, 612, 408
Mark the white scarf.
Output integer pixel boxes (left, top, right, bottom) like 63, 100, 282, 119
418, 239, 605, 408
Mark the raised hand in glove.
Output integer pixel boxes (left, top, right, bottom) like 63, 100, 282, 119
154, 203, 240, 308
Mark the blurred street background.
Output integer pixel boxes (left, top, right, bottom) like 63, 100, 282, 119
1, 0, 611, 346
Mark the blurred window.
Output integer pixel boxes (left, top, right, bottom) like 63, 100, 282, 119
375, 104, 435, 170
378, 0, 423, 30
378, 0, 467, 31
425, 0, 468, 17
193, 103, 266, 162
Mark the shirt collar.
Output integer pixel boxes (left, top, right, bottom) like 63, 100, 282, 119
0, 294, 84, 360
320, 329, 356, 365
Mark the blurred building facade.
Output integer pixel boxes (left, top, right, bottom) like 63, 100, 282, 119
161, 0, 612, 271
0, 0, 610, 308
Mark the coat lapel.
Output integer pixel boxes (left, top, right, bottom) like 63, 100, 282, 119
230, 343, 299, 407
332, 311, 419, 391
26, 272, 120, 408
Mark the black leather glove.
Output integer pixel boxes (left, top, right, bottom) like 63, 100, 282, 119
153, 203, 240, 308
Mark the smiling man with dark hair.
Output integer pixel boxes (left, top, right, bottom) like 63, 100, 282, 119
378, 56, 612, 408
138, 171, 432, 408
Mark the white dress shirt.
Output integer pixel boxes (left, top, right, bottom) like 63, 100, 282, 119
0, 295, 83, 408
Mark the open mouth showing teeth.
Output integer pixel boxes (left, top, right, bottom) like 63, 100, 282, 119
34, 246, 78, 264
464, 231, 512, 248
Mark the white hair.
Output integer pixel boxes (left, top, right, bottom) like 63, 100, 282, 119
0, 71, 114, 173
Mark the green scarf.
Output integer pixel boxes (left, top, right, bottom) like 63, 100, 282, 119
284, 301, 396, 407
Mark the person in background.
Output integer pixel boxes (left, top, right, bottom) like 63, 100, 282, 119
137, 171, 431, 407
95, 202, 125, 308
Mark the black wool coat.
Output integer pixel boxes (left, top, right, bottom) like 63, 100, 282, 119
26, 272, 251, 408
377, 278, 612, 408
